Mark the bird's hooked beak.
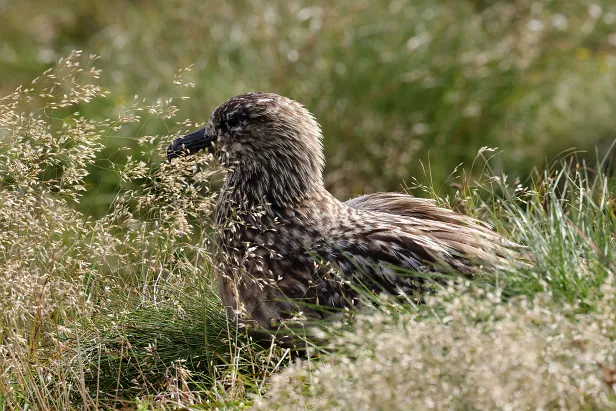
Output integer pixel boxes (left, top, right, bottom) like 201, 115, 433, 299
167, 127, 217, 162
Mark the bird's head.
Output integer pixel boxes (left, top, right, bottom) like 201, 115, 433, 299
168, 92, 325, 204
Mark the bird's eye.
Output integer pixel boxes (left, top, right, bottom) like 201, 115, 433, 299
227, 117, 240, 129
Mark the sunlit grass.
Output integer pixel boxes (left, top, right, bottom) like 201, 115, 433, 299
1, 56, 614, 406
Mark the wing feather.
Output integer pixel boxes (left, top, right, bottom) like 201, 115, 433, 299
304, 192, 524, 293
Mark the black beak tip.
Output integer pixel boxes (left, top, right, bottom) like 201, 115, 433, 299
166, 145, 175, 163
166, 142, 181, 163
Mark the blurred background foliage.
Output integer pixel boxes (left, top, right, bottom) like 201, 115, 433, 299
1, 0, 616, 217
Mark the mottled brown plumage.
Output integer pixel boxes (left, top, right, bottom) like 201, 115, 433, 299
168, 92, 514, 333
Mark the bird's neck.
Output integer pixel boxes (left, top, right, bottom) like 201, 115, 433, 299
217, 167, 326, 217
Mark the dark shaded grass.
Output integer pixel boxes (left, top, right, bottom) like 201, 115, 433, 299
70, 285, 281, 408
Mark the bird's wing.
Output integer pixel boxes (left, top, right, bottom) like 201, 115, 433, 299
308, 192, 520, 294
344, 191, 512, 257
345, 192, 478, 225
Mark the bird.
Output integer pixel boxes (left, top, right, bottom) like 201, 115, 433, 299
167, 92, 515, 335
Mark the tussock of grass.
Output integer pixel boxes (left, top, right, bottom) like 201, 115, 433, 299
258, 283, 616, 410
72, 288, 282, 409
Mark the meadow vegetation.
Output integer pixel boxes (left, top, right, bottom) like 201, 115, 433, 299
1, 0, 616, 409
2, 0, 616, 211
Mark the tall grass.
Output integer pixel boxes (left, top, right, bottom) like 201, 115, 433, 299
0, 51, 288, 410
2, 53, 614, 407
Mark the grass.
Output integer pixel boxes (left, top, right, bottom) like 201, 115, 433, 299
0, 1, 616, 409
0, 52, 291, 409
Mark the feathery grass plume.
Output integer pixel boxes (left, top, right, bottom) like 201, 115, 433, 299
0, 51, 109, 408
256, 160, 616, 410
0, 52, 280, 409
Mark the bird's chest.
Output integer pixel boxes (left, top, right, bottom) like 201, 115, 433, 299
215, 207, 323, 276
